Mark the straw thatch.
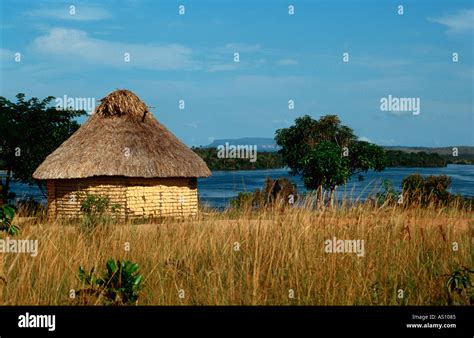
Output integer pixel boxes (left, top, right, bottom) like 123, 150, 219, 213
33, 89, 211, 179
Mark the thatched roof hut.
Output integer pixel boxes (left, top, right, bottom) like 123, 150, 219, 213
33, 89, 211, 218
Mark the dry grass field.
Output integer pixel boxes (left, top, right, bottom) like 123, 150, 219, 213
1, 198, 472, 306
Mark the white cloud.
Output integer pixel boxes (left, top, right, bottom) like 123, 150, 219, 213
205, 43, 266, 72
207, 58, 266, 72
185, 122, 198, 128
387, 110, 412, 117
30, 30, 271, 72
358, 136, 372, 143
207, 63, 241, 72
28, 6, 110, 21
223, 43, 261, 53
276, 58, 298, 66
354, 56, 412, 70
378, 139, 398, 146
31, 28, 197, 70
429, 9, 474, 33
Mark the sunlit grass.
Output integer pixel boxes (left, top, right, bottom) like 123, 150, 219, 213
1, 197, 472, 305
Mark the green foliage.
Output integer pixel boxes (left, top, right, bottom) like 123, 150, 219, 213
385, 150, 447, 167
77, 259, 143, 305
445, 266, 474, 305
81, 194, 109, 215
350, 141, 386, 173
0, 204, 19, 235
443, 154, 474, 165
230, 192, 254, 209
374, 175, 471, 210
80, 194, 120, 230
0, 94, 86, 202
301, 141, 351, 190
401, 174, 425, 203
275, 115, 356, 175
230, 177, 298, 210
275, 115, 386, 192
259, 177, 298, 207
402, 174, 451, 206
375, 180, 400, 206
192, 147, 284, 170
192, 145, 461, 171
424, 175, 451, 199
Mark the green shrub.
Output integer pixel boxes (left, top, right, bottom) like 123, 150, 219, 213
423, 175, 451, 202
230, 177, 298, 210
0, 204, 19, 235
77, 258, 143, 305
445, 266, 474, 305
261, 177, 298, 207
402, 174, 451, 206
230, 192, 254, 210
80, 194, 121, 230
81, 194, 109, 215
375, 180, 400, 206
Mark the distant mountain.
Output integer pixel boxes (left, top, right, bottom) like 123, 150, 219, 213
383, 146, 474, 155
205, 137, 280, 152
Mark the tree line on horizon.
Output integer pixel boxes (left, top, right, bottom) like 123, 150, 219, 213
192, 146, 449, 171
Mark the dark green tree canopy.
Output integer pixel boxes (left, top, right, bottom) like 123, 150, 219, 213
275, 115, 356, 175
275, 114, 386, 191
0, 93, 86, 201
301, 141, 351, 190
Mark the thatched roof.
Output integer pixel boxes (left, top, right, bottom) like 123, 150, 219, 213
33, 90, 211, 179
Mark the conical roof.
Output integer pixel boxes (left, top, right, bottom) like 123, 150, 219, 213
33, 89, 211, 179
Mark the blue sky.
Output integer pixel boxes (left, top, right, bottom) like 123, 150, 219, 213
0, 0, 472, 147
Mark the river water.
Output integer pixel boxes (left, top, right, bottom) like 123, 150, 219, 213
7, 164, 473, 208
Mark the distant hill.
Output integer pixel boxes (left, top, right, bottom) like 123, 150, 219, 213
205, 137, 280, 152
204, 138, 473, 156
384, 146, 474, 164
384, 146, 474, 155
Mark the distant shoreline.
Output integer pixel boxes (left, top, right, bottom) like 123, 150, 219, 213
2, 162, 474, 177
191, 147, 472, 171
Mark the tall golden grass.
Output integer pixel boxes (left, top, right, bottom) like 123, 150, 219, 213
1, 197, 472, 305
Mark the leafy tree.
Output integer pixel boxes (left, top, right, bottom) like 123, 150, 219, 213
275, 115, 355, 175
301, 141, 351, 190
0, 94, 86, 202
275, 115, 386, 202
349, 141, 386, 174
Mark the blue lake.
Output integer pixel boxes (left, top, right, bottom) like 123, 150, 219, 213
7, 164, 474, 208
